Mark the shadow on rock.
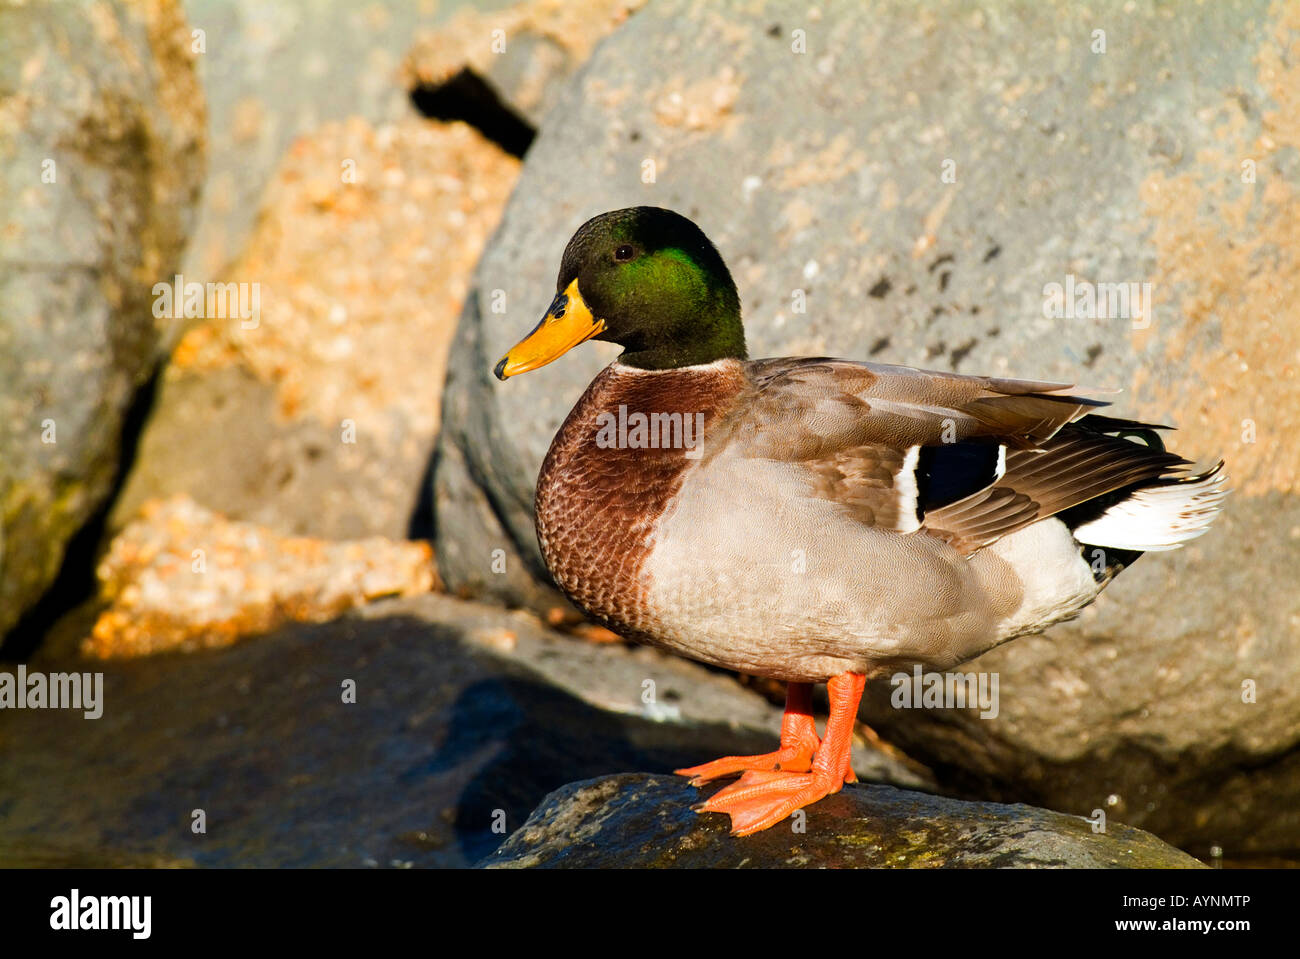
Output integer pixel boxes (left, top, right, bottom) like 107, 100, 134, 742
441, 676, 775, 863
0, 600, 778, 868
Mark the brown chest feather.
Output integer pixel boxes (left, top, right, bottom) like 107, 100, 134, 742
534, 361, 746, 634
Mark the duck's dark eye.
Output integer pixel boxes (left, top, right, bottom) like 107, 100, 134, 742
614, 244, 635, 262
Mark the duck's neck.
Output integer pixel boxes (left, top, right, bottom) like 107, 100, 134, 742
615, 310, 747, 371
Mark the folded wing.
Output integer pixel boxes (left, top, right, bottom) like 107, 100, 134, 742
737, 357, 1206, 553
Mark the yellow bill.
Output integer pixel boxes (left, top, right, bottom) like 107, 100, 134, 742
494, 279, 606, 380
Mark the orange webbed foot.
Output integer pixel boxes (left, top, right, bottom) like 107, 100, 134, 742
674, 683, 819, 785
684, 673, 867, 836
701, 767, 849, 836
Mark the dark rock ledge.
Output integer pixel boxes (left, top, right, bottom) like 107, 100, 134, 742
481, 773, 1206, 869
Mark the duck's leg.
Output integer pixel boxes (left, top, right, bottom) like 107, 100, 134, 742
674, 682, 820, 784
699, 672, 867, 836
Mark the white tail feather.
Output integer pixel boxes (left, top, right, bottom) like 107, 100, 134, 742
1073, 463, 1228, 551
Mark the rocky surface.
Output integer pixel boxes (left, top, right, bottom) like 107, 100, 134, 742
111, 0, 646, 544
176, 0, 516, 282
481, 774, 1206, 868
402, 0, 645, 129
0, 593, 923, 868
3, 0, 1292, 871
87, 496, 436, 659
431, 0, 1300, 856
0, 0, 206, 642
110, 115, 519, 540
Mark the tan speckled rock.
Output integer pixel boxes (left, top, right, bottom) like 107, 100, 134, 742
112, 114, 519, 540
86, 496, 435, 658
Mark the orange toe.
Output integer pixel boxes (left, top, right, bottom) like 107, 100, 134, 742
720, 770, 843, 836
700, 768, 814, 813
674, 742, 815, 784
689, 672, 867, 836
674, 682, 820, 785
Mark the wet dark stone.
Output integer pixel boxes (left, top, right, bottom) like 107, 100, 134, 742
481, 774, 1207, 869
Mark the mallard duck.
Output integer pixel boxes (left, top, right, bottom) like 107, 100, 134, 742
494, 206, 1227, 836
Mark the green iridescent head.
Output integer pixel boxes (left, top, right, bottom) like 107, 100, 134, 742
495, 207, 746, 378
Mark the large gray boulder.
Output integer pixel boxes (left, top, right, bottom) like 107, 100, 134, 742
433, 0, 1300, 856
0, 0, 205, 642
